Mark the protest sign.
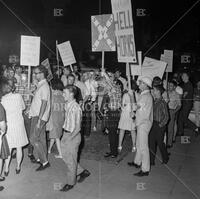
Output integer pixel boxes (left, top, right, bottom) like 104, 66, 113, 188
91, 14, 115, 52
130, 51, 142, 76
57, 41, 76, 66
111, 0, 137, 63
20, 35, 40, 66
160, 50, 173, 72
41, 58, 53, 81
142, 57, 167, 80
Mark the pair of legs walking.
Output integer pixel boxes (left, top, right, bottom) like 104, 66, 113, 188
30, 117, 49, 168
149, 121, 169, 165
118, 129, 136, 152
3, 147, 23, 175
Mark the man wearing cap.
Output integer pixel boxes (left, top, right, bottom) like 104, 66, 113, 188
128, 76, 153, 177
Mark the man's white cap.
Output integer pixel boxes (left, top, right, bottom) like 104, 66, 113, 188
137, 76, 152, 88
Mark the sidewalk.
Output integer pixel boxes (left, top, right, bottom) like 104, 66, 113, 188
0, 129, 200, 199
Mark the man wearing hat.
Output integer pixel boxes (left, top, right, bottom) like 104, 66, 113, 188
128, 76, 153, 176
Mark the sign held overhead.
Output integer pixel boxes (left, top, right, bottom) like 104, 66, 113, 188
20, 35, 40, 66
111, 0, 137, 63
57, 41, 76, 66
91, 14, 116, 52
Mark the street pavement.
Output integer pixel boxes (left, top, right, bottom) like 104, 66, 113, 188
0, 129, 200, 199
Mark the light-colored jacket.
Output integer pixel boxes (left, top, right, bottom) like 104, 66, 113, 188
135, 90, 153, 127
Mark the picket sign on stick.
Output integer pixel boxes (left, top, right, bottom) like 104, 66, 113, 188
27, 65, 31, 90
56, 40, 60, 78
70, 64, 73, 72
20, 35, 40, 100
102, 51, 105, 72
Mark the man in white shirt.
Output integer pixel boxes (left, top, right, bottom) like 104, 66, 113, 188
128, 76, 153, 177
29, 65, 51, 171
60, 85, 90, 192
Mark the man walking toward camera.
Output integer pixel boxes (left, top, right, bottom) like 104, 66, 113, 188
29, 65, 51, 171
60, 85, 90, 192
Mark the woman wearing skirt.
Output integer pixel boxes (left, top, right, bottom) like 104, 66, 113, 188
118, 92, 136, 153
0, 102, 10, 182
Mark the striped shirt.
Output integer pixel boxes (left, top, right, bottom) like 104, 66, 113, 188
63, 100, 82, 133
153, 98, 169, 127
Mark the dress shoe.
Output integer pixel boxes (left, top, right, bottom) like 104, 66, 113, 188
36, 162, 50, 171
127, 162, 140, 168
0, 186, 4, 191
31, 159, 41, 164
134, 170, 149, 177
16, 168, 21, 174
104, 152, 117, 158
162, 158, 169, 164
104, 152, 112, 158
29, 155, 39, 164
60, 184, 74, 192
77, 170, 91, 183
0, 176, 5, 181
4, 171, 9, 177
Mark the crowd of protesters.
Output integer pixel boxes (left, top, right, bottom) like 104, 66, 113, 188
0, 62, 200, 192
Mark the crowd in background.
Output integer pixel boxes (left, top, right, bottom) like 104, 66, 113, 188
0, 62, 200, 191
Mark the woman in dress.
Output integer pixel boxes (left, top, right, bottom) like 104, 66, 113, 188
118, 91, 136, 152
1, 78, 28, 175
47, 79, 65, 158
0, 80, 10, 181
118, 80, 138, 153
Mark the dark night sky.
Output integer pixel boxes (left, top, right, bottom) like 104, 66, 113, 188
0, 0, 200, 61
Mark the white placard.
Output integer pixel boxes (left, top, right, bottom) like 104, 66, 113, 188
57, 41, 76, 66
160, 50, 173, 72
111, 0, 137, 63
20, 35, 40, 66
130, 51, 142, 76
142, 57, 167, 80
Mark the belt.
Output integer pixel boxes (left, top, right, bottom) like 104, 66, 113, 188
64, 130, 71, 134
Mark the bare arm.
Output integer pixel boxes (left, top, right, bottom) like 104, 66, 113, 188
0, 121, 6, 135
37, 100, 47, 128
71, 109, 82, 139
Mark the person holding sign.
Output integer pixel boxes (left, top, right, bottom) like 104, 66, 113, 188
128, 76, 153, 176
29, 65, 51, 171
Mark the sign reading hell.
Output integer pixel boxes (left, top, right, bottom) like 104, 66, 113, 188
91, 14, 116, 52
111, 0, 137, 63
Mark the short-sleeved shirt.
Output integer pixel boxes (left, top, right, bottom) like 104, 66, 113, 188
63, 100, 82, 133
29, 79, 51, 121
0, 103, 6, 122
